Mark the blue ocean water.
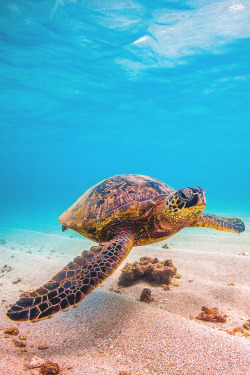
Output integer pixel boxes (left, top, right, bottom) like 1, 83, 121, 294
1, 0, 250, 229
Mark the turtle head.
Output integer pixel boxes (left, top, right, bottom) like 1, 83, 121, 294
162, 187, 206, 229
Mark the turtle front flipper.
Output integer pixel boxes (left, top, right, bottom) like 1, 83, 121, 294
190, 213, 245, 234
6, 230, 134, 322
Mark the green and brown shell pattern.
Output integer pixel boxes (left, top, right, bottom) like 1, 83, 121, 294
59, 174, 174, 242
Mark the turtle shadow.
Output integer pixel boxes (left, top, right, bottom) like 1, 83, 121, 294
14, 290, 139, 357
58, 290, 137, 348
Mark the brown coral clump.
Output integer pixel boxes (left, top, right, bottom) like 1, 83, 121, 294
195, 306, 226, 323
118, 257, 177, 287
40, 361, 60, 375
227, 327, 250, 337
139, 288, 154, 303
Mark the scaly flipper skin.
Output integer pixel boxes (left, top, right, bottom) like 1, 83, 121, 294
190, 213, 245, 234
6, 231, 134, 321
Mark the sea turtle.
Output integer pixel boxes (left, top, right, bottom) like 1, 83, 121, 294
7, 175, 245, 321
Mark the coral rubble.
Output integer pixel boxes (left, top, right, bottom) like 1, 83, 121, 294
40, 361, 60, 375
195, 306, 226, 323
118, 257, 177, 287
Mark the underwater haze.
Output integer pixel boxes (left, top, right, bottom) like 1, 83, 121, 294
1, 0, 250, 229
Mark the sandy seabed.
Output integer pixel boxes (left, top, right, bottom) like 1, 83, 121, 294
0, 215, 249, 375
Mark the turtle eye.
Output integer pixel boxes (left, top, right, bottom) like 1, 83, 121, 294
179, 188, 193, 200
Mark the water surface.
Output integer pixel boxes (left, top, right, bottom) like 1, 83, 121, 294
1, 0, 250, 229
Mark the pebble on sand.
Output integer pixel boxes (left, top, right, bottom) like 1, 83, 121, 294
243, 319, 250, 330
12, 277, 22, 284
162, 243, 169, 249
38, 344, 49, 350
162, 284, 170, 291
12, 338, 26, 347
25, 356, 47, 369
4, 327, 19, 336
25, 357, 60, 375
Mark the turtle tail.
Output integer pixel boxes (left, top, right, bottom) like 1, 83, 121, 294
6, 231, 134, 321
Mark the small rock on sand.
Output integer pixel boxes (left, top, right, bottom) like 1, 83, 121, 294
243, 320, 250, 330
12, 338, 26, 347
25, 356, 47, 369
40, 361, 60, 375
4, 327, 19, 336
162, 243, 169, 249
38, 344, 49, 350
139, 288, 154, 303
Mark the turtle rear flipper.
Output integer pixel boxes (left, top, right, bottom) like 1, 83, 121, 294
7, 231, 134, 322
190, 213, 245, 234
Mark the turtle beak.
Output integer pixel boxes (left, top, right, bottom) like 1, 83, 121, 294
62, 225, 68, 232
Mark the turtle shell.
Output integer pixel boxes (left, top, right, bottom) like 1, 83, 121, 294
59, 174, 174, 241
